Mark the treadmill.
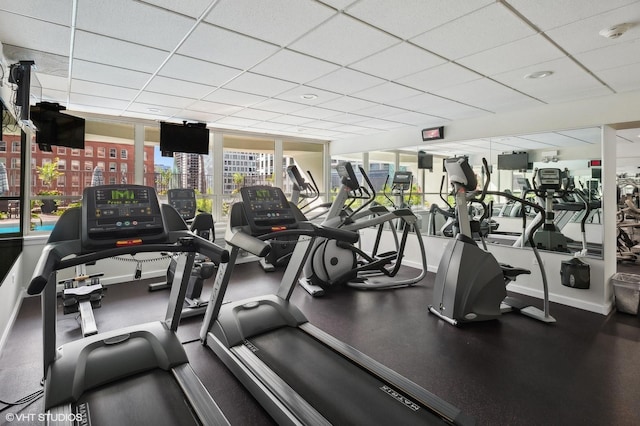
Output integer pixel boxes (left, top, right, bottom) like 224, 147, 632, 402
199, 186, 474, 425
27, 184, 230, 426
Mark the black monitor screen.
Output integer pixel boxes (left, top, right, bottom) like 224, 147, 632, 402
160, 122, 209, 154
497, 153, 528, 170
31, 104, 85, 149
418, 151, 433, 170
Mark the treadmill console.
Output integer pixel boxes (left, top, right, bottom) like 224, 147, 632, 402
82, 185, 167, 248
286, 165, 308, 191
167, 188, 197, 220
392, 171, 412, 191
535, 168, 562, 192
240, 186, 297, 234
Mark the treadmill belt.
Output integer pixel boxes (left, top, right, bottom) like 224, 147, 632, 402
248, 327, 447, 425
74, 369, 199, 426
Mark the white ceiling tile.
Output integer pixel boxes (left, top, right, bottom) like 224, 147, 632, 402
33, 74, 68, 92
69, 93, 131, 110
76, 0, 195, 50
136, 91, 196, 109
205, 0, 335, 46
250, 49, 340, 83
506, 0, 639, 31
457, 34, 566, 76
74, 31, 168, 73
250, 121, 296, 132
72, 60, 152, 89
215, 116, 261, 127
0, 12, 70, 56
352, 104, 408, 119
324, 112, 370, 124
352, 82, 422, 104
203, 88, 267, 107
352, 118, 408, 130
127, 102, 182, 117
432, 79, 542, 113
396, 63, 482, 93
574, 39, 640, 72
291, 106, 341, 120
383, 111, 443, 126
289, 14, 398, 66
188, 100, 244, 115
345, 0, 493, 40
146, 76, 215, 99
222, 72, 299, 97
317, 96, 377, 113
545, 2, 640, 55
180, 110, 226, 123
301, 120, 344, 130
557, 127, 602, 144
159, 55, 242, 87
308, 68, 385, 95
0, 1, 72, 25
270, 115, 314, 126
275, 85, 343, 105
597, 62, 640, 92
231, 108, 282, 121
178, 22, 279, 70
410, 3, 536, 60
141, 0, 213, 18
252, 99, 307, 114
491, 57, 613, 103
350, 42, 446, 80
71, 80, 139, 100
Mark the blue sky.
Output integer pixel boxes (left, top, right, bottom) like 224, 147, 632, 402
153, 145, 174, 168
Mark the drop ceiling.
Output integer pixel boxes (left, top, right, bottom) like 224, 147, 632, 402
0, 0, 639, 144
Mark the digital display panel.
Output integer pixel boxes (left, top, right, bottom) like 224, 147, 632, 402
421, 126, 444, 141
83, 185, 166, 247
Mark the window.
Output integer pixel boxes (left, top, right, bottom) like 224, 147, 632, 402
72, 175, 80, 187
42, 158, 51, 166
57, 147, 66, 155
109, 177, 116, 185
85, 161, 93, 171
97, 161, 105, 169
57, 175, 66, 186
85, 146, 93, 157
109, 162, 117, 172
143, 151, 148, 161
120, 149, 128, 159
0, 141, 6, 152
109, 148, 117, 158
120, 163, 128, 173
31, 142, 36, 152
11, 158, 20, 169
57, 159, 66, 170
97, 147, 105, 158
71, 160, 80, 171
11, 141, 20, 153
71, 148, 81, 156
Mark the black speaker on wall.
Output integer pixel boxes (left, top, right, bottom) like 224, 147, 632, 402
418, 150, 433, 170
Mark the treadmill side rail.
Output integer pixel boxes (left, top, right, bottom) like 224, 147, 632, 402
173, 363, 230, 426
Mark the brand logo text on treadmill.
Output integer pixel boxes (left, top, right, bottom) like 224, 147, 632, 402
380, 385, 420, 411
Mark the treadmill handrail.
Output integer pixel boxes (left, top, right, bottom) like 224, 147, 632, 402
28, 233, 229, 295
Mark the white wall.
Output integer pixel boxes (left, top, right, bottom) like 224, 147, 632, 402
0, 254, 25, 353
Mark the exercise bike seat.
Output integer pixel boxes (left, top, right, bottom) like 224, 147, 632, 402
499, 263, 531, 280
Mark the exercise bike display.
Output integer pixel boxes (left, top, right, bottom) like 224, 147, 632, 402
428, 157, 555, 325
27, 184, 230, 425
299, 162, 427, 297
199, 185, 473, 425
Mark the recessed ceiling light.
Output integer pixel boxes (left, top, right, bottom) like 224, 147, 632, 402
525, 71, 553, 79
147, 107, 162, 113
300, 94, 318, 100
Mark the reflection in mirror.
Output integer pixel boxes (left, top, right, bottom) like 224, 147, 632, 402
388, 127, 604, 259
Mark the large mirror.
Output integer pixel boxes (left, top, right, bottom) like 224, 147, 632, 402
369, 127, 605, 259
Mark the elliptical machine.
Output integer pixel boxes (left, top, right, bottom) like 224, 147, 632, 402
298, 162, 427, 296
428, 157, 555, 325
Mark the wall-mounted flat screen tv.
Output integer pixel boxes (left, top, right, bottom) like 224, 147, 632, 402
497, 152, 528, 170
160, 121, 209, 155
